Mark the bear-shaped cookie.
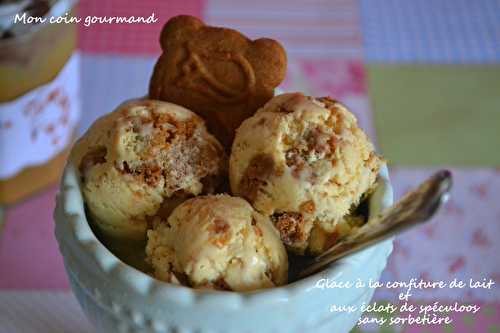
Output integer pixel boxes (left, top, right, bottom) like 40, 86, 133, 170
149, 15, 287, 148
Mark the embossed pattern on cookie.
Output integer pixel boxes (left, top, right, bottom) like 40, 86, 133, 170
174, 42, 257, 104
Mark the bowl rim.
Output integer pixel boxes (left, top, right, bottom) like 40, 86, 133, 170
56, 162, 393, 308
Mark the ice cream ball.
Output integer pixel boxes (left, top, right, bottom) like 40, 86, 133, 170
145, 194, 288, 291
70, 99, 227, 240
230, 93, 382, 254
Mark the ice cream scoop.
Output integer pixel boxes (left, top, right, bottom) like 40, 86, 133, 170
145, 194, 288, 291
230, 93, 382, 254
70, 99, 227, 240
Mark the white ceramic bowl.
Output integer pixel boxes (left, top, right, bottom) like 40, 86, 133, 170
54, 164, 393, 333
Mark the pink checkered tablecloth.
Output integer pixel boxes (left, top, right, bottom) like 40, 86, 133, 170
1, 0, 499, 332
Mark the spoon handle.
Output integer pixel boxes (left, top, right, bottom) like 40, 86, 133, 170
298, 170, 452, 279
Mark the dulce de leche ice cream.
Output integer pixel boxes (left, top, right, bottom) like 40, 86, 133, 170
146, 195, 288, 291
70, 99, 226, 240
230, 93, 382, 254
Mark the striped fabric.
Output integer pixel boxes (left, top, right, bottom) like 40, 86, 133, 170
78, 0, 204, 54
205, 0, 364, 58
360, 0, 500, 63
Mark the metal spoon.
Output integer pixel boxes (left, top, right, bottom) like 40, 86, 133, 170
292, 170, 452, 282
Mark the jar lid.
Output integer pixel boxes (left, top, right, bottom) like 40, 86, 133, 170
0, 0, 76, 40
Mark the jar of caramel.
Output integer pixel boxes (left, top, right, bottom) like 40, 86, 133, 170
0, 0, 79, 204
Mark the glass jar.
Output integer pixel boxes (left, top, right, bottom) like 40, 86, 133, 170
0, 0, 80, 204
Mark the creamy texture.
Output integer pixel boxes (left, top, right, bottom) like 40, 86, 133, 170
145, 195, 288, 291
230, 93, 382, 254
70, 99, 227, 240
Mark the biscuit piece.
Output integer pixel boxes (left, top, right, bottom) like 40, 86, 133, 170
149, 15, 287, 148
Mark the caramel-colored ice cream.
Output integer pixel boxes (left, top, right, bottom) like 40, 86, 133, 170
230, 93, 382, 254
70, 99, 226, 240
146, 195, 288, 291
